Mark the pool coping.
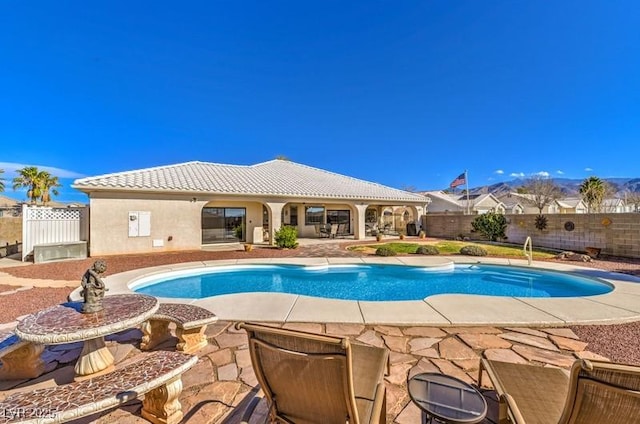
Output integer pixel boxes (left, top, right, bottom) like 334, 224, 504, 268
79, 256, 640, 326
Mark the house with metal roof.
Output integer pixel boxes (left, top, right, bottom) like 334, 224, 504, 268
72, 159, 429, 255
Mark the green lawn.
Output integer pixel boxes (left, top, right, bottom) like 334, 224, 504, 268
348, 240, 557, 259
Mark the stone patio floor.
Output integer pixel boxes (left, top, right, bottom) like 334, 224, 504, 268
0, 320, 609, 424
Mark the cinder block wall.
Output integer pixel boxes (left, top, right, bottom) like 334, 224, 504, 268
0, 217, 22, 246
423, 213, 640, 258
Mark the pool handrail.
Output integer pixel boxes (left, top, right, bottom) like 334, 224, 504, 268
524, 236, 532, 266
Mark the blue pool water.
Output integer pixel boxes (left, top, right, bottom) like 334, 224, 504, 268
133, 264, 612, 301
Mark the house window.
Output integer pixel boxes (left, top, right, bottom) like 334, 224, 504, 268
290, 206, 298, 226
305, 206, 325, 225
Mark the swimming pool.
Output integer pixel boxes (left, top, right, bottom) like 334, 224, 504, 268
132, 264, 613, 301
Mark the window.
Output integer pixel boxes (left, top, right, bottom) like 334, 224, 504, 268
305, 206, 325, 225
290, 206, 298, 226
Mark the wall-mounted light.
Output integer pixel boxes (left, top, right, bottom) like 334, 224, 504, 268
190, 197, 197, 202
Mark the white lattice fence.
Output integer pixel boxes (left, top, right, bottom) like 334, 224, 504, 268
22, 205, 89, 261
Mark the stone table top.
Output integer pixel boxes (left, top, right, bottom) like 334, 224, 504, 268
15, 294, 159, 344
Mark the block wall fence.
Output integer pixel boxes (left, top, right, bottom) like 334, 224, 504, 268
422, 213, 640, 259
0, 217, 22, 246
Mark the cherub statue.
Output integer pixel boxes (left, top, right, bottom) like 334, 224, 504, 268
80, 260, 109, 313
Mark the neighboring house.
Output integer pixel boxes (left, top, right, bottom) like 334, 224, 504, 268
554, 198, 587, 214
0, 195, 20, 218
601, 198, 633, 213
422, 191, 505, 214
497, 193, 586, 214
72, 159, 429, 256
497, 193, 551, 214
500, 197, 525, 214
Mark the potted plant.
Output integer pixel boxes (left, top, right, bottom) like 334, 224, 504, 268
243, 243, 253, 252
398, 229, 406, 240
418, 230, 426, 239
376, 233, 383, 242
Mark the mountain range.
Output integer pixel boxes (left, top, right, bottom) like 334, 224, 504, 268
462, 178, 640, 198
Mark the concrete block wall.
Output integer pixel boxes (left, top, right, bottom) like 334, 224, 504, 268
0, 217, 22, 246
424, 213, 640, 258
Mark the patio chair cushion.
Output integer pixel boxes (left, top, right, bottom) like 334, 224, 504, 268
236, 322, 389, 424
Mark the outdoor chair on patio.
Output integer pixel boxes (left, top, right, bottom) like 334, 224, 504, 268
236, 322, 389, 424
479, 358, 640, 424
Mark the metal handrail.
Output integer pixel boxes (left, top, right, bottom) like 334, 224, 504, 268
524, 236, 532, 266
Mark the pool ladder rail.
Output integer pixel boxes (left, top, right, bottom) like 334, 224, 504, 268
524, 236, 532, 266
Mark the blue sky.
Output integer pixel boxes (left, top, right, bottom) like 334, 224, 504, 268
1, 1, 639, 203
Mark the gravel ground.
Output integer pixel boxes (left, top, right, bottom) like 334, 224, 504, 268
1, 245, 639, 364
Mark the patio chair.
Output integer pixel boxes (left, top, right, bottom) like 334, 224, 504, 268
336, 223, 348, 238
479, 358, 640, 424
236, 322, 389, 424
330, 223, 338, 238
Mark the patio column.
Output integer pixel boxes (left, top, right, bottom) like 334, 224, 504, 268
353, 204, 368, 240
265, 202, 286, 245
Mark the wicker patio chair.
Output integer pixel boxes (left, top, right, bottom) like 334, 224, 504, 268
479, 358, 640, 424
236, 322, 389, 424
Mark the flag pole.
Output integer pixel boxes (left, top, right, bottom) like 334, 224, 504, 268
465, 170, 470, 215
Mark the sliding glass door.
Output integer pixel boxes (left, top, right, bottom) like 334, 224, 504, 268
202, 207, 246, 244
326, 209, 350, 233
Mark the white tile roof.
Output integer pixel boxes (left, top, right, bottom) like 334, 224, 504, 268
73, 160, 428, 203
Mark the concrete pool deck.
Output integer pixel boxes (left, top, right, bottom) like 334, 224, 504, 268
87, 256, 640, 327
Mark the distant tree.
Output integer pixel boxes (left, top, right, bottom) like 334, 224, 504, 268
0, 168, 4, 192
274, 155, 290, 161
579, 176, 609, 213
39, 171, 62, 205
627, 192, 640, 213
12, 166, 62, 204
518, 176, 562, 214
401, 185, 417, 192
13, 166, 41, 203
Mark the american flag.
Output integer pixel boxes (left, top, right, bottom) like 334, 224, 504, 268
449, 172, 466, 189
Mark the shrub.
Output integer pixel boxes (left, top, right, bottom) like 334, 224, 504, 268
375, 247, 397, 256
471, 212, 507, 241
460, 245, 488, 256
415, 245, 439, 255
274, 225, 298, 249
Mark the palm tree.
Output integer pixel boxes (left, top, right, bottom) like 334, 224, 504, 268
39, 171, 62, 204
579, 176, 606, 213
0, 168, 5, 192
12, 166, 41, 203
